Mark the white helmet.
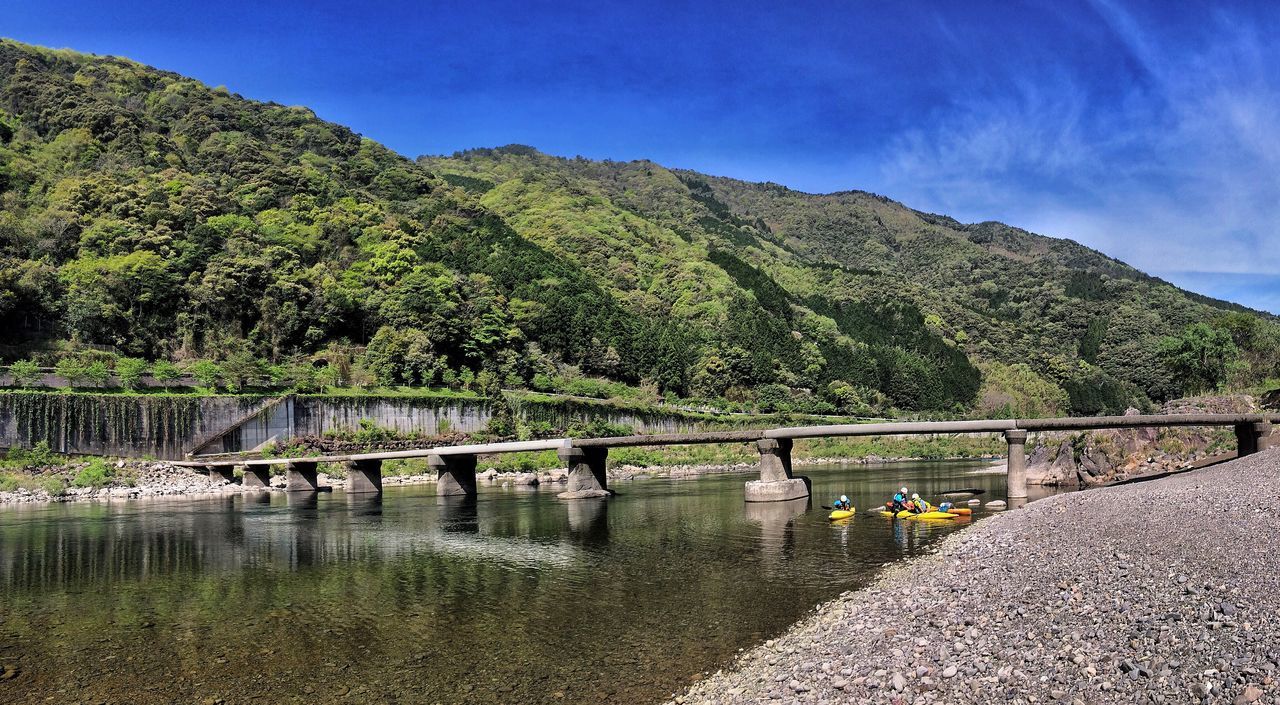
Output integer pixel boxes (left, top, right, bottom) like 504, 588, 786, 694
911, 493, 920, 500
900, 486, 908, 494
840, 495, 848, 503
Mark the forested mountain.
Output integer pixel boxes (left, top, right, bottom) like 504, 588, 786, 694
1, 39, 1274, 416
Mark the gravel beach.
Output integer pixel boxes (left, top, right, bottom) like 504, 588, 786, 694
673, 448, 1280, 705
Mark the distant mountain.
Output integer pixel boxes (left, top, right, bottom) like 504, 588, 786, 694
0, 39, 1268, 414
419, 147, 1270, 411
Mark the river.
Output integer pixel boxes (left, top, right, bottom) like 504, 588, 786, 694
0, 460, 1056, 704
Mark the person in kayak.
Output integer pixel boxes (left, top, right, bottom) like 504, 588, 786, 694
889, 486, 909, 513
908, 493, 930, 514
833, 495, 852, 511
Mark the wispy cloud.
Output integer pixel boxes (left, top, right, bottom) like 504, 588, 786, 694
880, 2, 1280, 310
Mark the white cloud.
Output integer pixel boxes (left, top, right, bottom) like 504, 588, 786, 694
878, 2, 1280, 284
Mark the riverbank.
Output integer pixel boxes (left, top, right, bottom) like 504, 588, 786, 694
672, 448, 1280, 704
0, 453, 1002, 505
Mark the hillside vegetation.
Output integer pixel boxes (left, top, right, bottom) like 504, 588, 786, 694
1, 39, 1276, 417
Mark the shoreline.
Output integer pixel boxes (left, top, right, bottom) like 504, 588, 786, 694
670, 448, 1280, 704
0, 454, 1003, 506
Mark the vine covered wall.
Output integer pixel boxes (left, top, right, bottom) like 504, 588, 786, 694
0, 391, 816, 459
0, 392, 271, 459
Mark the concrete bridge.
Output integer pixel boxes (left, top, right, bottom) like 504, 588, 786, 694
177, 413, 1277, 503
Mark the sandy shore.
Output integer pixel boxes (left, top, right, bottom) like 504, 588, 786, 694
671, 448, 1280, 705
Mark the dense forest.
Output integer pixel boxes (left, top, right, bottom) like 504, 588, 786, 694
1, 40, 1276, 416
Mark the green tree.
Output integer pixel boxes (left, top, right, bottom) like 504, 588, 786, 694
188, 360, 223, 389
115, 357, 148, 390
84, 360, 111, 387
53, 357, 88, 388
151, 360, 180, 388
8, 359, 41, 387
221, 350, 264, 391
1157, 323, 1239, 396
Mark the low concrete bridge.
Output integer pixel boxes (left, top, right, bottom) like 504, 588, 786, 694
177, 413, 1277, 503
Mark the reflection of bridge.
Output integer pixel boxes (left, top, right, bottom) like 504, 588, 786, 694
179, 414, 1276, 504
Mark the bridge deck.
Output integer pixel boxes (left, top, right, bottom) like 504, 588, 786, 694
175, 413, 1280, 467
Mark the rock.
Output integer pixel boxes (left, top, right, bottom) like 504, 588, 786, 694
1235, 685, 1263, 704
942, 665, 957, 678
890, 672, 906, 692
985, 500, 1007, 510
557, 489, 610, 499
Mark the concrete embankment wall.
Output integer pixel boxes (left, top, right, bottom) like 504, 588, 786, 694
0, 392, 739, 460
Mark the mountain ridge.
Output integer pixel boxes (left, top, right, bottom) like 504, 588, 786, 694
0, 39, 1273, 416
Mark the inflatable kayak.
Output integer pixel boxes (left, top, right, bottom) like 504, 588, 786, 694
945, 507, 972, 516
879, 510, 957, 520
828, 509, 855, 521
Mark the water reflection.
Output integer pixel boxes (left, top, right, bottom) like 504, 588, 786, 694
744, 496, 808, 566
0, 461, 1044, 705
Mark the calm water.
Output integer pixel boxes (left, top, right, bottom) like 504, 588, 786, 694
0, 461, 1053, 704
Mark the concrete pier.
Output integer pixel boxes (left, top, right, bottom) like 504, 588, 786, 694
285, 461, 319, 492
431, 454, 477, 496
1235, 422, 1272, 457
242, 464, 271, 489
745, 438, 810, 502
1004, 429, 1029, 501
203, 464, 234, 482
557, 445, 610, 498
345, 459, 382, 494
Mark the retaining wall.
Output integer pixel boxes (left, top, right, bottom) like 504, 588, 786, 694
0, 392, 736, 459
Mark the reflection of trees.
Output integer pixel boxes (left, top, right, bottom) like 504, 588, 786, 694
0, 493, 583, 595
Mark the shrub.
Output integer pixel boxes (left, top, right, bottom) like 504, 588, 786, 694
6, 441, 60, 469
72, 458, 113, 488
353, 418, 392, 444
41, 476, 67, 496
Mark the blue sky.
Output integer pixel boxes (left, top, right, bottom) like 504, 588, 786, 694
7, 0, 1280, 312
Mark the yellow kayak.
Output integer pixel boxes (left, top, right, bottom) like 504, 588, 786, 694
879, 510, 957, 520
828, 509, 856, 521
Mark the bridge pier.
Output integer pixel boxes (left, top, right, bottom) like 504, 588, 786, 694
345, 459, 383, 494
285, 461, 319, 492
431, 454, 477, 496
745, 438, 810, 502
557, 446, 610, 499
203, 464, 234, 483
242, 464, 271, 489
1235, 422, 1273, 457
1004, 430, 1029, 501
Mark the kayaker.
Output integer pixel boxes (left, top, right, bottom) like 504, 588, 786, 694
909, 493, 930, 514
889, 486, 909, 513
833, 495, 852, 511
